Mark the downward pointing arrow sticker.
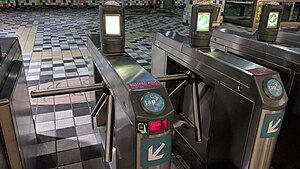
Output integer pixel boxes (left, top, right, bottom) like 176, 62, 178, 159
267, 118, 282, 134
148, 143, 165, 161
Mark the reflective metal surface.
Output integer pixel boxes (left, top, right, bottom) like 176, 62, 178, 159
211, 27, 300, 169
192, 82, 202, 142
211, 28, 300, 72
31, 83, 104, 98
277, 27, 300, 46
0, 38, 36, 169
249, 109, 282, 169
88, 34, 174, 169
152, 31, 288, 169
0, 38, 20, 92
0, 61, 37, 169
105, 95, 114, 163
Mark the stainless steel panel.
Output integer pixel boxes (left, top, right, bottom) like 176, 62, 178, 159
0, 126, 9, 169
88, 34, 174, 169
211, 28, 300, 72
152, 31, 288, 169
0, 38, 37, 169
151, 44, 169, 87
277, 28, 300, 46
0, 38, 21, 92
249, 109, 282, 169
0, 100, 23, 169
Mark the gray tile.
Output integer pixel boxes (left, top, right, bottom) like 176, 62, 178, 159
37, 130, 57, 143
53, 73, 66, 79
83, 158, 106, 169
56, 118, 75, 129
55, 109, 73, 120
56, 136, 79, 152
41, 70, 53, 76
36, 141, 56, 156
76, 124, 94, 136
57, 148, 81, 166
36, 112, 55, 123
58, 162, 83, 169
75, 115, 91, 126
36, 121, 55, 133
78, 134, 98, 148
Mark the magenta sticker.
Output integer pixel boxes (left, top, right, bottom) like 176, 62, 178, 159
128, 80, 160, 89
247, 68, 274, 75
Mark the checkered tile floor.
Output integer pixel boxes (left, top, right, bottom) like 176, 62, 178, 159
0, 28, 18, 37
0, 8, 191, 169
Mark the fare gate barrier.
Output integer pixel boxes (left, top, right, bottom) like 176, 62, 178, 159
211, 4, 300, 168
277, 26, 300, 46
32, 35, 180, 168
151, 31, 288, 169
0, 38, 37, 169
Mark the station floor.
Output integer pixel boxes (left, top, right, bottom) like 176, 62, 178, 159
0, 8, 192, 169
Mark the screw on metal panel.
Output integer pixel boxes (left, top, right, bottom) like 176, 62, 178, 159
238, 85, 243, 92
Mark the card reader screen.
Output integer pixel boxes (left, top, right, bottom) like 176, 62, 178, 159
197, 12, 210, 32
267, 12, 279, 29
105, 14, 121, 36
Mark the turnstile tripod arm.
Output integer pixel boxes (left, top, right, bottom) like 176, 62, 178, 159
156, 73, 189, 82
91, 93, 109, 129
31, 83, 104, 98
91, 93, 108, 117
169, 80, 189, 99
192, 82, 203, 142
105, 95, 114, 163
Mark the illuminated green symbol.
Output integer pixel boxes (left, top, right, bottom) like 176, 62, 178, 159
267, 12, 279, 29
199, 15, 209, 26
269, 14, 277, 23
197, 12, 210, 32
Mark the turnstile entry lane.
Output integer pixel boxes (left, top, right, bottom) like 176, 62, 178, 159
211, 3, 300, 169
152, 31, 288, 169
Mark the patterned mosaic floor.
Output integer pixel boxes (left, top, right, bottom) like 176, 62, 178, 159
0, 8, 190, 169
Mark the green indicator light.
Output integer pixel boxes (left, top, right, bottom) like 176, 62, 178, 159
197, 12, 210, 32
267, 12, 279, 29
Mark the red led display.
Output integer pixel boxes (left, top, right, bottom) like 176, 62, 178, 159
149, 120, 167, 131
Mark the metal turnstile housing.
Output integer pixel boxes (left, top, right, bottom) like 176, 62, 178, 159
211, 28, 300, 169
152, 31, 288, 169
87, 34, 174, 169
0, 38, 37, 169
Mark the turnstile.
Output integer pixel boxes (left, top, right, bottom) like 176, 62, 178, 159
152, 31, 288, 169
0, 38, 37, 169
87, 34, 174, 169
211, 28, 300, 169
